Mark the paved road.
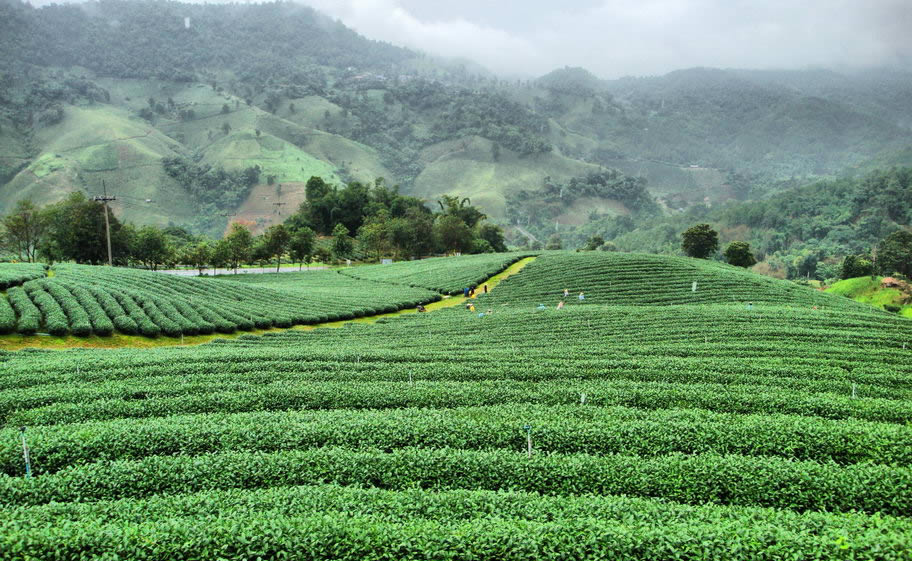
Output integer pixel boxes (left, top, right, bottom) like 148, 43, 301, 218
157, 266, 328, 277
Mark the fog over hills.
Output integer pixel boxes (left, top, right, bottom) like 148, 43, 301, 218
1, 0, 910, 270
25, 0, 910, 78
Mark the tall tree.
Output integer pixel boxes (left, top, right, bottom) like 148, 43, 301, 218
437, 195, 486, 228
181, 241, 212, 275
389, 208, 434, 258
297, 176, 339, 234
723, 241, 757, 268
478, 222, 507, 252
336, 181, 371, 234
434, 214, 473, 254
288, 227, 316, 270
331, 223, 353, 261
681, 224, 719, 259
357, 210, 392, 261
878, 230, 912, 278
42, 192, 130, 264
1, 199, 46, 262
224, 222, 253, 273
262, 224, 291, 273
132, 225, 173, 271
211, 239, 231, 271
840, 254, 873, 279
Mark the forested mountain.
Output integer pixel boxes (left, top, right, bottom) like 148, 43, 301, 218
528, 65, 911, 180
567, 166, 912, 282
0, 0, 910, 245
0, 0, 410, 81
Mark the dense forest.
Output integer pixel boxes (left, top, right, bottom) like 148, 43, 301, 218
1, 175, 507, 269
505, 170, 658, 235
561, 167, 912, 281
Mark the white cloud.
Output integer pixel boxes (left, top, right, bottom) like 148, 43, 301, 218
307, 0, 912, 77
24, 0, 912, 77
306, 0, 541, 74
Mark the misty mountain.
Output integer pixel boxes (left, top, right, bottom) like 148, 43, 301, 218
531, 65, 910, 177
0, 0, 411, 81
1, 0, 910, 239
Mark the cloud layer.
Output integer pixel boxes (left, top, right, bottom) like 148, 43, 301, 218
307, 0, 912, 78
24, 0, 912, 77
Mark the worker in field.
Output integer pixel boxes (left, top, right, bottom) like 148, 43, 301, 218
470, 287, 476, 297
564, 288, 569, 298
463, 287, 469, 297
537, 303, 546, 311
557, 300, 564, 310
416, 304, 427, 313
484, 284, 488, 294
578, 292, 585, 301
469, 303, 475, 312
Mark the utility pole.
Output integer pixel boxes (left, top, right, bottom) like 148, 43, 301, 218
93, 180, 116, 266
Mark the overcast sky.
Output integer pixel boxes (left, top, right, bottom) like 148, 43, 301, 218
26, 0, 912, 78
305, 0, 912, 78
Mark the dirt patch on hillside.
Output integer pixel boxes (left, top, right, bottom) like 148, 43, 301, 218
232, 182, 307, 235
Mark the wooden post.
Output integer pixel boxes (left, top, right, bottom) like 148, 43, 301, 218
94, 180, 116, 267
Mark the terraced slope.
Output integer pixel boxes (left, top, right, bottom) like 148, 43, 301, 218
491, 251, 871, 310
1, 251, 911, 558
222, 269, 440, 314
0, 265, 438, 338
339, 252, 533, 294
0, 106, 197, 227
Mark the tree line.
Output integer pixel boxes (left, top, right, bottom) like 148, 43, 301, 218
0, 176, 507, 271
673, 222, 911, 281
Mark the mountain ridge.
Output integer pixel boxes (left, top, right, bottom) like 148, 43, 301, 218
1, 0, 910, 238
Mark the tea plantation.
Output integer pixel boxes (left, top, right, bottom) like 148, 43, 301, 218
1, 252, 911, 559
339, 251, 533, 294
0, 264, 447, 338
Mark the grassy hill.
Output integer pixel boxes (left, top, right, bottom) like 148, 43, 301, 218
413, 136, 602, 218
0, 74, 400, 234
0, 252, 910, 558
0, 105, 197, 227
827, 276, 912, 318
339, 251, 533, 294
488, 252, 868, 310
200, 131, 340, 185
